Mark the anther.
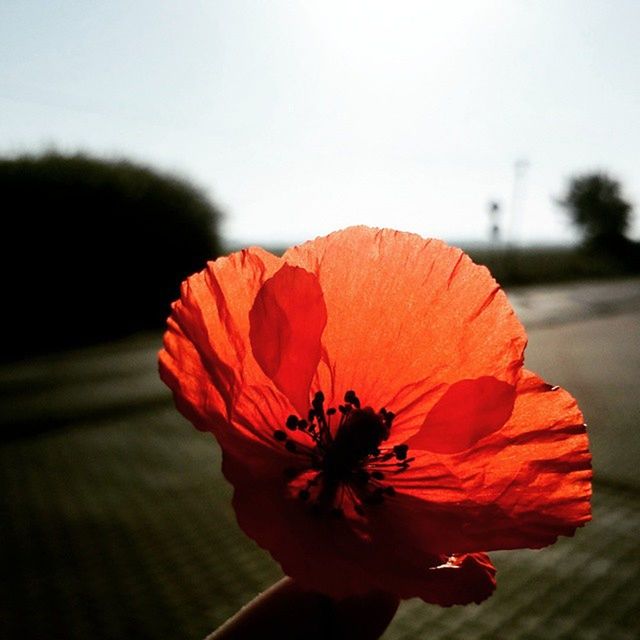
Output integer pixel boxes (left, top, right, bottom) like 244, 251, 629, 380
312, 391, 325, 412
285, 440, 298, 453
286, 415, 299, 430
393, 444, 409, 460
371, 471, 385, 480
344, 390, 361, 409
274, 430, 287, 441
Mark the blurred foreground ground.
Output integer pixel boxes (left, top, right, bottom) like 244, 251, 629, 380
1, 278, 639, 640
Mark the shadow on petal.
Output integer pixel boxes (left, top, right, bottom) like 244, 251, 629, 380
250, 265, 327, 415
407, 377, 516, 454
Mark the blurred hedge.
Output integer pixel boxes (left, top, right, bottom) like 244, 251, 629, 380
466, 244, 640, 287
0, 152, 222, 360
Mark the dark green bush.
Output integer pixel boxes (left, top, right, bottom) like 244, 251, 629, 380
558, 172, 632, 248
0, 152, 222, 359
557, 172, 640, 272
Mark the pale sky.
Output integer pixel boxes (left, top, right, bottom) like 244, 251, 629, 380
1, 0, 639, 246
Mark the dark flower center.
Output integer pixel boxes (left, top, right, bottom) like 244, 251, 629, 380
273, 390, 412, 518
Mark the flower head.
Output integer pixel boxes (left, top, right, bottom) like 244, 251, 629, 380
159, 226, 591, 605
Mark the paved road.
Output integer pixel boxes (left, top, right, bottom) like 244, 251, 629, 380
508, 278, 640, 488
525, 312, 640, 488
1, 277, 639, 640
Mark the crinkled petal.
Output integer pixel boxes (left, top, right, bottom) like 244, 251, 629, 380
283, 227, 526, 440
160, 247, 299, 452
390, 369, 592, 553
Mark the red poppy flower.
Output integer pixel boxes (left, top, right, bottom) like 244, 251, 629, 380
159, 226, 591, 606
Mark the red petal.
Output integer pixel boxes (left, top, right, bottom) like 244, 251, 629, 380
420, 553, 496, 606
406, 377, 516, 453
283, 227, 526, 441
250, 265, 327, 415
159, 247, 297, 450
391, 370, 592, 553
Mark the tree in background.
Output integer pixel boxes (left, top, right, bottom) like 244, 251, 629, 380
0, 152, 223, 359
558, 172, 633, 251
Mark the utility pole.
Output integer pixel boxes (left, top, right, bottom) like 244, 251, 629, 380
508, 158, 530, 246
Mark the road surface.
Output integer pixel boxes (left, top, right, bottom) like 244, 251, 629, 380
510, 278, 640, 488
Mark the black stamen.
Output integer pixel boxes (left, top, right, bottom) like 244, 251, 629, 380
312, 391, 325, 414
280, 388, 410, 518
393, 444, 409, 460
344, 390, 361, 409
